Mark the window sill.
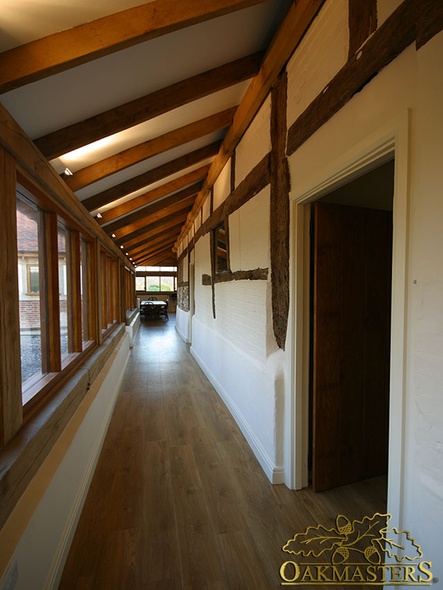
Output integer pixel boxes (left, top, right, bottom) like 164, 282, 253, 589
0, 323, 125, 531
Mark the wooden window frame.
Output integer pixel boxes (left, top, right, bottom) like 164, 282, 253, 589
213, 220, 230, 274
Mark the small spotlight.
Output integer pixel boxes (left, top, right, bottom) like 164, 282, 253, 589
120, 245, 124, 249
64, 167, 73, 176
111, 233, 116, 238
95, 212, 102, 219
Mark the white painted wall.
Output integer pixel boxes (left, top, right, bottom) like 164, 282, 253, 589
175, 306, 190, 343
189, 187, 285, 481
176, 7, 443, 573
213, 159, 231, 210
287, 27, 443, 573
235, 96, 271, 185
287, 0, 348, 126
0, 335, 130, 590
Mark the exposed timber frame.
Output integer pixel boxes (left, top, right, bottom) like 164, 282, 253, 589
0, 1, 267, 95
287, 0, 443, 156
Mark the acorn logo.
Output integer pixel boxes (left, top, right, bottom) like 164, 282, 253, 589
280, 513, 435, 586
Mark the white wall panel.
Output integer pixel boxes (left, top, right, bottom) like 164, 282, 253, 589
287, 0, 348, 127
235, 96, 271, 185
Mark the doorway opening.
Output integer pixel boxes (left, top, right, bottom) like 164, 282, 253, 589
308, 160, 394, 496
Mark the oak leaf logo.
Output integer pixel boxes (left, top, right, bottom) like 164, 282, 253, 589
282, 513, 423, 565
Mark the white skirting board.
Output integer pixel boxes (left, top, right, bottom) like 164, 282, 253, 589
191, 345, 285, 485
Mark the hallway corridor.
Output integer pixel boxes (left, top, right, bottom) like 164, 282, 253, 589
59, 315, 387, 590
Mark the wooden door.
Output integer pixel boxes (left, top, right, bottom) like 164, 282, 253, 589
312, 202, 392, 492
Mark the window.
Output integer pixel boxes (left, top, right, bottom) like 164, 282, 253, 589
80, 236, 94, 348
16, 195, 46, 390
136, 276, 145, 291
15, 182, 106, 406
27, 265, 40, 294
214, 221, 229, 273
135, 266, 177, 292
58, 222, 70, 358
100, 250, 119, 332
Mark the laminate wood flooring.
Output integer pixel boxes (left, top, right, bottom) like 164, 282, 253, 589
59, 314, 387, 590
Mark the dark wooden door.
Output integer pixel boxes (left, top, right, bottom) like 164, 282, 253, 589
312, 202, 392, 492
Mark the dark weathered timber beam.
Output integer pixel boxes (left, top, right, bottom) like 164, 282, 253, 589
287, 0, 443, 155
176, 0, 324, 243
0, 2, 267, 95
115, 196, 196, 241
180, 152, 270, 252
67, 109, 235, 191
81, 141, 221, 212
348, 0, 377, 58
99, 165, 210, 224
104, 183, 201, 235
270, 72, 290, 350
34, 53, 263, 159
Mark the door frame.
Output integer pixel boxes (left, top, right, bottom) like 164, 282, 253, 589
285, 110, 411, 528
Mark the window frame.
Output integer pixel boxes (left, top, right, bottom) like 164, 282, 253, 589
15, 180, 101, 410
213, 220, 230, 274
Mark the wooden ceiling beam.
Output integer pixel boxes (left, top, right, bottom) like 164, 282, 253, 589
115, 195, 196, 240
99, 165, 210, 224
67, 108, 235, 191
127, 222, 186, 255
82, 141, 221, 211
136, 252, 177, 267
132, 239, 177, 263
132, 236, 179, 262
104, 183, 201, 235
117, 210, 191, 247
175, 0, 324, 246
33, 52, 263, 159
0, 2, 267, 95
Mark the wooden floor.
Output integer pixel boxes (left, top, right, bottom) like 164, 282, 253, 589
59, 314, 387, 590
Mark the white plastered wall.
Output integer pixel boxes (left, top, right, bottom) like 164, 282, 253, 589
190, 172, 286, 481
286, 21, 443, 575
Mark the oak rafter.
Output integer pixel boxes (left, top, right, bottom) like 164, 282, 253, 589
0, 1, 267, 95
66, 108, 235, 191
34, 53, 263, 160
81, 141, 221, 212
99, 165, 210, 224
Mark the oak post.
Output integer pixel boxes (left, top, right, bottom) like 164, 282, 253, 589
0, 147, 22, 446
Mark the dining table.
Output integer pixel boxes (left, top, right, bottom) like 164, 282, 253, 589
140, 300, 168, 319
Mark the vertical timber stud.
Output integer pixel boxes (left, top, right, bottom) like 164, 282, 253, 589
0, 147, 22, 446
270, 71, 290, 350
348, 0, 377, 58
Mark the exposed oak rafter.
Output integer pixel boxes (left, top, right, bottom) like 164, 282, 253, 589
66, 108, 236, 191
0, 1, 267, 95
175, 0, 325, 248
125, 221, 186, 254
34, 53, 263, 160
82, 141, 221, 212
99, 165, 211, 224
104, 183, 202, 235
118, 211, 191, 249
115, 195, 196, 241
